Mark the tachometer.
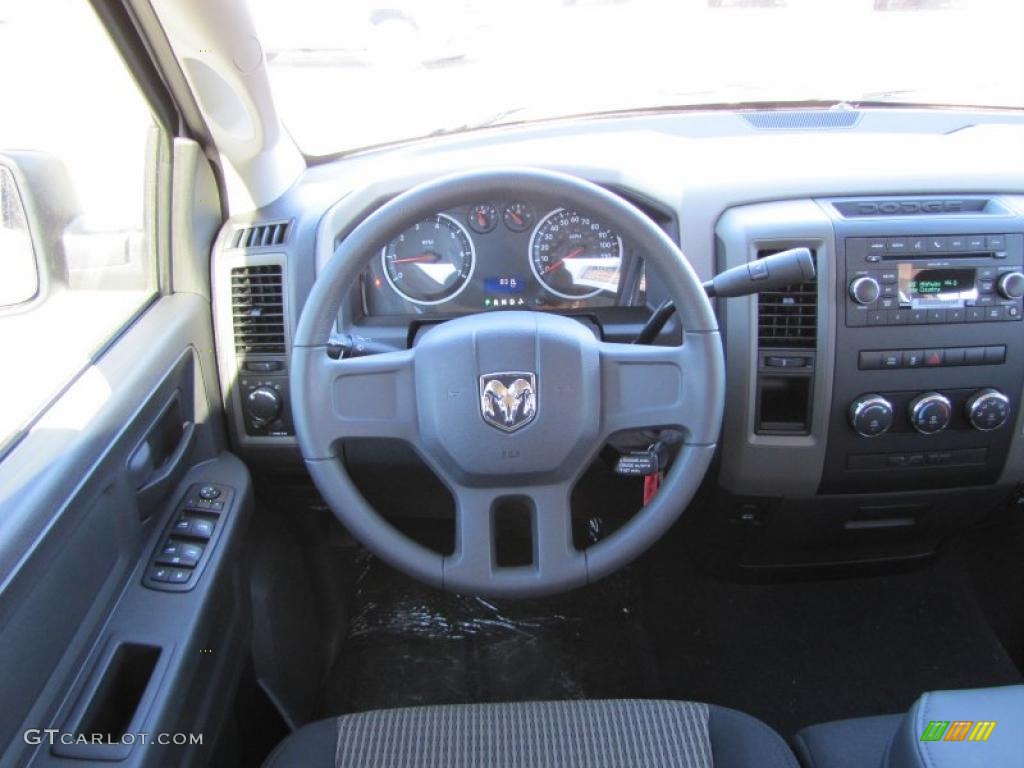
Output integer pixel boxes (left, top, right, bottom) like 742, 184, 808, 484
529, 208, 623, 299
381, 214, 476, 305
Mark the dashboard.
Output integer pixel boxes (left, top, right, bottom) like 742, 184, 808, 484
359, 199, 646, 317
211, 106, 1024, 569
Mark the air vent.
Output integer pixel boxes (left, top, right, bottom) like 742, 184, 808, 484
232, 221, 290, 249
743, 110, 861, 130
832, 199, 989, 217
231, 265, 285, 354
757, 249, 817, 348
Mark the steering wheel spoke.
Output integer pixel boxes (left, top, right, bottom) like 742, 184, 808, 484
291, 346, 419, 459
443, 481, 585, 597
599, 333, 721, 445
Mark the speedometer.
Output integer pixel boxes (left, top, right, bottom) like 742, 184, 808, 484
529, 208, 623, 299
381, 214, 476, 305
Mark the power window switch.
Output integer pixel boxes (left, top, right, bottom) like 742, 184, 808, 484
167, 568, 191, 584
188, 518, 216, 539
157, 540, 203, 567
171, 517, 192, 535
149, 566, 173, 583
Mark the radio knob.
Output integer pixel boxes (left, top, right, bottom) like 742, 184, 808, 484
997, 271, 1024, 299
849, 394, 894, 437
908, 392, 952, 435
966, 388, 1011, 431
849, 276, 881, 305
246, 386, 282, 428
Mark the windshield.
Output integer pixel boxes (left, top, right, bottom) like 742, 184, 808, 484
249, 0, 1024, 156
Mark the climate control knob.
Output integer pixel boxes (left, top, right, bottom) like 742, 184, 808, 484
849, 276, 881, 305
965, 388, 1011, 431
246, 386, 282, 428
849, 394, 894, 437
908, 392, 952, 435
997, 271, 1024, 300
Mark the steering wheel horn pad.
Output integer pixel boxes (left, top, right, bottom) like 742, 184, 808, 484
292, 168, 724, 598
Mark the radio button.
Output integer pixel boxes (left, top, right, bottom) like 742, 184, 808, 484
979, 279, 995, 293
927, 309, 947, 323
986, 235, 1006, 251
880, 351, 902, 368
909, 238, 926, 253
1008, 305, 1021, 319
949, 236, 967, 250
944, 348, 966, 366
888, 309, 910, 324
858, 351, 883, 370
984, 307, 1004, 322
964, 347, 986, 365
879, 270, 898, 284
909, 309, 928, 324
996, 271, 1024, 299
887, 237, 909, 253
984, 345, 1007, 364
903, 350, 924, 368
867, 238, 887, 255
946, 308, 965, 322
979, 267, 997, 280
850, 276, 882, 305
967, 235, 987, 250
926, 236, 949, 252
882, 284, 896, 298
867, 310, 888, 326
966, 307, 986, 322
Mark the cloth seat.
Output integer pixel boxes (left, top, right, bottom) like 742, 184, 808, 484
263, 699, 798, 768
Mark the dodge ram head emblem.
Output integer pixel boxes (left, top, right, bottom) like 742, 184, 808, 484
479, 372, 537, 432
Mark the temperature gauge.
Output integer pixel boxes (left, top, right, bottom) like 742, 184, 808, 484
503, 202, 534, 232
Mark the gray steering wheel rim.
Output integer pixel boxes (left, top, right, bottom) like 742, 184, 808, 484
292, 167, 724, 597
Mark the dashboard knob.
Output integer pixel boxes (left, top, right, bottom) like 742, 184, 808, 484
965, 388, 1011, 431
849, 276, 881, 305
849, 394, 894, 437
996, 271, 1024, 299
908, 392, 952, 435
246, 386, 282, 427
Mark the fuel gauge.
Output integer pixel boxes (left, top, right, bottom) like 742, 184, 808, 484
467, 203, 498, 234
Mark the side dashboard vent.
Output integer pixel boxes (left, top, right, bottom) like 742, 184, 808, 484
832, 198, 990, 217
232, 220, 290, 249
231, 265, 285, 354
757, 249, 817, 348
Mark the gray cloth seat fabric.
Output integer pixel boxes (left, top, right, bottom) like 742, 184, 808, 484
263, 699, 799, 768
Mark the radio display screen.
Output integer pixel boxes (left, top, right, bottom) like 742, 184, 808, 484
898, 265, 977, 307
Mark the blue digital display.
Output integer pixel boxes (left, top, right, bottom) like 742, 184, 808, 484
483, 276, 525, 294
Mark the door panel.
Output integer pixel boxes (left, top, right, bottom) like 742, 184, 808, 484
0, 294, 251, 767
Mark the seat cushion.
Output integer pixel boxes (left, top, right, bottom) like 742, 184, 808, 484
263, 699, 798, 768
793, 714, 903, 768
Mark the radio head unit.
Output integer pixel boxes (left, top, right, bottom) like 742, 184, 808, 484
845, 234, 1024, 327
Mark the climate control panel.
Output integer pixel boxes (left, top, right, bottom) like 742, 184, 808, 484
848, 388, 1010, 438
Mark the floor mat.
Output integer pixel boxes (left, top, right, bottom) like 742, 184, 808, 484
641, 538, 1023, 737
319, 553, 661, 716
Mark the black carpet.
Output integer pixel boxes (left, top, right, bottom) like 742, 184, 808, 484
641, 534, 1022, 737
318, 524, 1021, 740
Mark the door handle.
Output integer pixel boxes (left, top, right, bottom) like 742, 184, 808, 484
127, 392, 196, 514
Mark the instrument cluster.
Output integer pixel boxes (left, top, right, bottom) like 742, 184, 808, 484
360, 200, 646, 317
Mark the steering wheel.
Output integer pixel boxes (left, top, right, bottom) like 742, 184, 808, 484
291, 168, 724, 598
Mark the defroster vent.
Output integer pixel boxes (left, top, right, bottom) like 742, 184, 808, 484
231, 265, 285, 354
757, 249, 817, 348
233, 221, 290, 249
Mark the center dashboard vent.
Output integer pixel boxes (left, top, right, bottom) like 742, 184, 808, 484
231, 265, 285, 354
757, 249, 817, 348
232, 220, 290, 249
